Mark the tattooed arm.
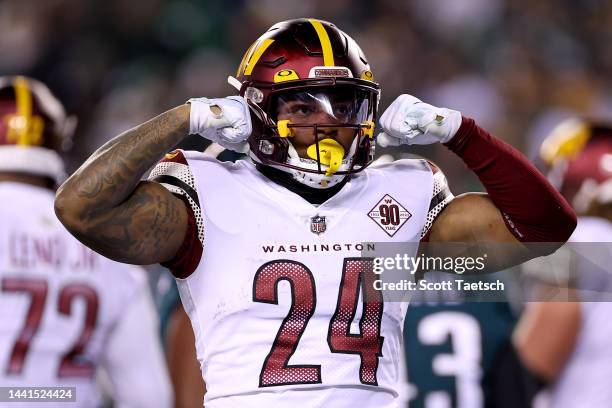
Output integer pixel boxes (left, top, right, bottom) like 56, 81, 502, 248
56, 96, 251, 265
55, 105, 191, 264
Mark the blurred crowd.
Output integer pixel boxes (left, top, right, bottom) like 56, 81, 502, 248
1, 0, 611, 191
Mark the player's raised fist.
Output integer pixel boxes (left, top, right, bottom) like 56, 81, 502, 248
377, 94, 462, 147
188, 96, 251, 153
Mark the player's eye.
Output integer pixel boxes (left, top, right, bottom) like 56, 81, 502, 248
334, 105, 350, 116
289, 103, 317, 117
333, 103, 355, 119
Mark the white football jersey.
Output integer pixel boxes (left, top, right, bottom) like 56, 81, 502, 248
550, 216, 612, 408
0, 182, 172, 408
150, 152, 452, 408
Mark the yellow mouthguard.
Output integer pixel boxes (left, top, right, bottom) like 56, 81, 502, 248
307, 138, 345, 177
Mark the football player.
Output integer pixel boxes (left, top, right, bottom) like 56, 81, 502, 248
0, 76, 173, 407
514, 119, 612, 407
404, 278, 514, 407
402, 272, 543, 408
54, 19, 576, 407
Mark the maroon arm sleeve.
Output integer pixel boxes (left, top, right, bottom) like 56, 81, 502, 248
444, 117, 576, 246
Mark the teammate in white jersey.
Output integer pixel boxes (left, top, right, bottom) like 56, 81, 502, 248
514, 119, 612, 407
0, 76, 172, 408
55, 19, 576, 407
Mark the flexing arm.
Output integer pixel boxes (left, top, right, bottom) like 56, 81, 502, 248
55, 105, 191, 264
427, 117, 576, 271
427, 193, 534, 271
379, 95, 576, 272
56, 96, 251, 265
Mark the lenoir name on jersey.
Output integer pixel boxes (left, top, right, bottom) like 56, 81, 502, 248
7, 231, 98, 271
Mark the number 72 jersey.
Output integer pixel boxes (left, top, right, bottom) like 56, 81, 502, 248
151, 152, 452, 408
0, 183, 156, 407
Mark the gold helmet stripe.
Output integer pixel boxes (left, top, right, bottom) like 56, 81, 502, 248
14, 76, 32, 119
8, 76, 44, 146
236, 41, 256, 77
308, 19, 334, 66
243, 39, 275, 76
540, 119, 591, 165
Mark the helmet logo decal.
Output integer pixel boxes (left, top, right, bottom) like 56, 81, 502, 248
368, 194, 412, 237
274, 69, 299, 83
361, 70, 374, 81
308, 19, 335, 66
310, 215, 327, 235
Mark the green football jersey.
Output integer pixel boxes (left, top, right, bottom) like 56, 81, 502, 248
404, 300, 517, 407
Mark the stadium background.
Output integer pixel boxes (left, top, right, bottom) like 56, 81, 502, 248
2, 1, 611, 407
2, 0, 611, 190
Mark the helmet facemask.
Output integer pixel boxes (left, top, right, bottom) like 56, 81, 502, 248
244, 81, 377, 189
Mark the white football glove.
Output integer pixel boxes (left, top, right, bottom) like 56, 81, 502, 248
188, 96, 251, 153
377, 94, 462, 147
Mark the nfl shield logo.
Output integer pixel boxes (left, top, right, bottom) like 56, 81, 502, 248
310, 215, 326, 235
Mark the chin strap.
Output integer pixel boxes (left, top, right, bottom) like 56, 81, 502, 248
227, 76, 242, 91
255, 163, 349, 204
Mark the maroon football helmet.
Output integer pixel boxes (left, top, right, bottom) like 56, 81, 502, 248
540, 118, 612, 213
228, 18, 380, 188
0, 76, 75, 183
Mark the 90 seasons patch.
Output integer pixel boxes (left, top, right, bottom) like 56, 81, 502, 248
368, 194, 411, 237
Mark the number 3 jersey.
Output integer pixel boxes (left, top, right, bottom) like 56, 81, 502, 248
150, 151, 453, 408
